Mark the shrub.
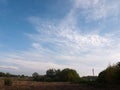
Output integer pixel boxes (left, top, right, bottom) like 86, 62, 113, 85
97, 62, 120, 84
60, 68, 80, 82
4, 78, 12, 86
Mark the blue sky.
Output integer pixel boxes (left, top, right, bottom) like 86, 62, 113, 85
0, 0, 120, 76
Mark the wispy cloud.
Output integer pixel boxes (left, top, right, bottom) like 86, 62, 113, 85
73, 0, 120, 21
0, 65, 19, 70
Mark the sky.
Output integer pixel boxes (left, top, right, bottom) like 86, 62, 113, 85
0, 0, 120, 76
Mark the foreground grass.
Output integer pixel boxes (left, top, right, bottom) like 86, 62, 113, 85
0, 79, 120, 90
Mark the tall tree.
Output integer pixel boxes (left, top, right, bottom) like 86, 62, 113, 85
60, 68, 80, 82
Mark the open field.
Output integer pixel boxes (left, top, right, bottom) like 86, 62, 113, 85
0, 81, 94, 90
0, 80, 120, 90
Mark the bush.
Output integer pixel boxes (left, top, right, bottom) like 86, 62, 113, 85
60, 68, 80, 82
97, 62, 120, 84
4, 78, 12, 86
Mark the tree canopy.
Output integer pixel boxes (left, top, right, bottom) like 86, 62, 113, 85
60, 68, 80, 82
97, 62, 120, 84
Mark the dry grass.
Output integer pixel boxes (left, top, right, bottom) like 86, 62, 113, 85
0, 80, 119, 90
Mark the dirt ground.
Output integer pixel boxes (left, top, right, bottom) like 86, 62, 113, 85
0, 81, 119, 90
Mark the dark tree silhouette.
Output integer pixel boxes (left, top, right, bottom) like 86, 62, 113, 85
97, 62, 120, 84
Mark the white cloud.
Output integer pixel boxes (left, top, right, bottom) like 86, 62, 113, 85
32, 43, 40, 49
0, 65, 19, 70
59, 29, 109, 47
73, 0, 120, 21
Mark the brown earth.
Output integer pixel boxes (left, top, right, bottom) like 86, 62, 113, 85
0, 80, 119, 90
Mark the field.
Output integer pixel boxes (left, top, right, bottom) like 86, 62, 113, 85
0, 80, 98, 90
0, 80, 119, 90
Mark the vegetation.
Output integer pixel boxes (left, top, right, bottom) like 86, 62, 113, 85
97, 62, 120, 84
80, 76, 97, 83
60, 68, 80, 82
4, 78, 12, 86
0, 72, 26, 78
32, 68, 80, 82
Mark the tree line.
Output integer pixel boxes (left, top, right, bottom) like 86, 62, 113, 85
0, 68, 80, 82
0, 72, 17, 77
32, 68, 80, 82
0, 72, 26, 78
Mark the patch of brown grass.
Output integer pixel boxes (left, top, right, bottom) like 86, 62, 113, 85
0, 80, 119, 90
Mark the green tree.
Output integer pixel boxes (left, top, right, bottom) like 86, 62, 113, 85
0, 72, 5, 77
97, 70, 107, 83
97, 62, 120, 84
32, 72, 39, 81
46, 69, 61, 81
60, 68, 80, 82
46, 69, 56, 78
